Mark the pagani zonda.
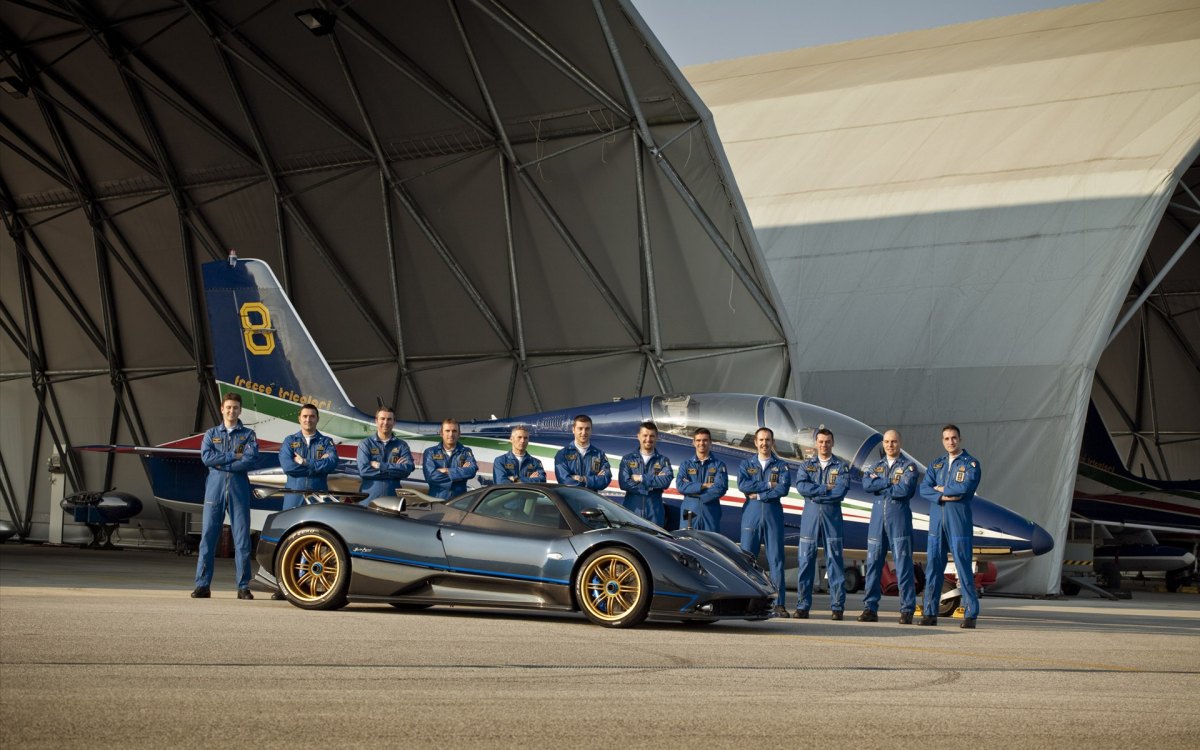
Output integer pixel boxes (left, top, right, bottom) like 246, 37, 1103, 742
255, 485, 776, 628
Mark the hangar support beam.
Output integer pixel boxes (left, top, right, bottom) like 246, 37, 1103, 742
593, 0, 786, 342
323, 13, 426, 421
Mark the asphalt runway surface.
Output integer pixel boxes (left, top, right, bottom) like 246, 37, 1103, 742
1, 545, 1197, 748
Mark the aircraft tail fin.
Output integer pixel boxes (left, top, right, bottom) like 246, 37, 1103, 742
202, 258, 364, 424
1081, 400, 1127, 475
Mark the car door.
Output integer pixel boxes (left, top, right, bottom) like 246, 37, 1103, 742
439, 487, 577, 586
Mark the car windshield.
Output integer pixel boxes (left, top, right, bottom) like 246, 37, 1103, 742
650, 393, 886, 467
555, 487, 666, 533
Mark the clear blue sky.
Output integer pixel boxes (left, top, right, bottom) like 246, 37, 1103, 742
630, 0, 1090, 66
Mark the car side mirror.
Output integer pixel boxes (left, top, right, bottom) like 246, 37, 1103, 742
581, 507, 610, 527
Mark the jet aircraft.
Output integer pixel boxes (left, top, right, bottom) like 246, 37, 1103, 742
1073, 400, 1200, 536
84, 257, 1054, 611
1070, 401, 1199, 590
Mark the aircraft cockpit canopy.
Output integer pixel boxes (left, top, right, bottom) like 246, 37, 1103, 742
650, 394, 888, 467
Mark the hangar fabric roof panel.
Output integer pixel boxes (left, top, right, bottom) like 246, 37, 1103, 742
687, 0, 1200, 593
0, 0, 791, 543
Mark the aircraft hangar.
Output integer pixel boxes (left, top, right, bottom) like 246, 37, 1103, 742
1, 0, 1196, 598
0, 0, 792, 546
685, 0, 1200, 592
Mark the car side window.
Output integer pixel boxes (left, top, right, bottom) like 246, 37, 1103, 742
474, 488, 566, 529
447, 494, 477, 512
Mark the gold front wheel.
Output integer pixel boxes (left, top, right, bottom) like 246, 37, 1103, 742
576, 549, 651, 628
275, 528, 349, 610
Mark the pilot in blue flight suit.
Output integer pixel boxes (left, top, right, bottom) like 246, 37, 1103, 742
492, 425, 547, 484
675, 427, 728, 532
193, 392, 258, 600
356, 406, 414, 501
618, 421, 675, 527
918, 424, 982, 629
554, 414, 612, 491
737, 427, 792, 617
422, 418, 478, 500
792, 428, 852, 620
279, 403, 339, 510
858, 429, 919, 624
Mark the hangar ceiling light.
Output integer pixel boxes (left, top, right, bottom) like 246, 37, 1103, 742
294, 8, 337, 36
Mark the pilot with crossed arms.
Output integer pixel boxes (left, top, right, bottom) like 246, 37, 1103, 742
554, 414, 612, 491
737, 427, 792, 618
618, 421, 675, 527
356, 405, 414, 501
793, 428, 852, 620
675, 427, 728, 532
279, 403, 339, 511
492, 425, 547, 484
423, 418, 478, 500
919, 424, 982, 629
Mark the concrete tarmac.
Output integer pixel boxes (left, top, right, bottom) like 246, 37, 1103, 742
1, 544, 1197, 748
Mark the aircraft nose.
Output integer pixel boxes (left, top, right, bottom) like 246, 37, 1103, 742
1031, 524, 1054, 556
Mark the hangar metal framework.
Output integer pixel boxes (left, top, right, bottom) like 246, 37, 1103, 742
0, 0, 793, 541
1098, 167, 1200, 482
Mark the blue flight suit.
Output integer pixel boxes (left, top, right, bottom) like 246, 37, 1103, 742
356, 435, 414, 501
860, 455, 919, 615
278, 430, 339, 510
194, 421, 258, 590
618, 450, 674, 526
492, 451, 547, 485
554, 444, 612, 491
737, 455, 792, 607
676, 455, 728, 531
920, 450, 982, 619
422, 442, 478, 500
793, 455, 852, 612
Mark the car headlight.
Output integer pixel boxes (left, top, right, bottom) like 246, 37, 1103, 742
672, 551, 708, 576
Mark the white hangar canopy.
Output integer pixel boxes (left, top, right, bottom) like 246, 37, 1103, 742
687, 0, 1200, 592
0, 0, 791, 542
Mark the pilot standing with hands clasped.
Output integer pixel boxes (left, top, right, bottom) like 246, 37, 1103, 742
675, 428, 728, 532
356, 405, 414, 501
554, 415, 612, 491
493, 425, 547, 484
738, 427, 792, 618
192, 392, 258, 601
858, 429, 918, 624
918, 424, 982, 629
793, 428, 852, 620
422, 418, 478, 500
618, 421, 675, 527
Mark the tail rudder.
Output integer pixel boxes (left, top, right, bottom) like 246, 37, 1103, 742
1081, 400, 1128, 477
202, 258, 369, 437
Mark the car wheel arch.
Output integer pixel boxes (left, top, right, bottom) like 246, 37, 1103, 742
270, 520, 344, 574
568, 542, 652, 612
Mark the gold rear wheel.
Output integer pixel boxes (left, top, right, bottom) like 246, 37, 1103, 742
275, 528, 349, 610
576, 549, 651, 628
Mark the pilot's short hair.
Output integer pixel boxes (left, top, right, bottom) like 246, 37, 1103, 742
694, 427, 712, 439
300, 403, 319, 415
375, 406, 395, 417
638, 421, 658, 434
572, 414, 592, 427
754, 426, 774, 439
941, 424, 961, 437
442, 418, 460, 429
221, 392, 242, 405
510, 425, 529, 436
816, 427, 833, 440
